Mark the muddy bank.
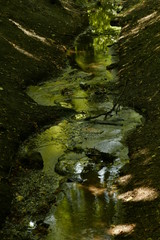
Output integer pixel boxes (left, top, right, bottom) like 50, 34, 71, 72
0, 0, 88, 226
114, 0, 160, 239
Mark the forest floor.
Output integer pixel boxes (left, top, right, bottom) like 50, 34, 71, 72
1, 0, 160, 239
114, 0, 160, 239
0, 0, 88, 228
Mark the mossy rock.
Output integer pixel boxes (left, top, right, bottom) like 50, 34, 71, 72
55, 152, 90, 176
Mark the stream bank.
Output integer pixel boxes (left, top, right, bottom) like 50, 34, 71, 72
0, 0, 88, 229
1, 0, 160, 239
0, 1, 137, 239
114, 0, 160, 239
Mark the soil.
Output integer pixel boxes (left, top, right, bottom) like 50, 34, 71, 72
114, 0, 160, 239
0, 0, 88, 228
1, 0, 160, 239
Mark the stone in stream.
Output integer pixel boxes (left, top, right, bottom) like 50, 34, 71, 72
19, 151, 43, 170
55, 152, 90, 177
85, 148, 116, 164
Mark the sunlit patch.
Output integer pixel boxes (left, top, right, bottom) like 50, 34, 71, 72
118, 174, 132, 186
9, 19, 51, 46
107, 224, 136, 236
4, 38, 40, 61
59, 101, 72, 108
131, 148, 149, 159
153, 45, 160, 52
142, 156, 152, 165
75, 113, 86, 120
120, 11, 160, 39
122, 0, 145, 17
88, 185, 106, 196
131, 147, 154, 166
11, 43, 40, 60
138, 12, 157, 24
118, 187, 158, 202
79, 184, 107, 196
61, 1, 83, 14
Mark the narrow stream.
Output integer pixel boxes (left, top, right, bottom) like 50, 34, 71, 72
22, 1, 142, 239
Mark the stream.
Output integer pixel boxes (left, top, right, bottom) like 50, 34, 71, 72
20, 1, 142, 239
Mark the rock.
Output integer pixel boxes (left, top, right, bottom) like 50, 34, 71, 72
85, 148, 115, 164
55, 152, 90, 176
67, 176, 84, 183
20, 151, 43, 170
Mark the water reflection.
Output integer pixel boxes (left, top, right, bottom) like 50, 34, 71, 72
24, 1, 141, 240
73, 0, 120, 75
27, 0, 120, 108
45, 172, 116, 240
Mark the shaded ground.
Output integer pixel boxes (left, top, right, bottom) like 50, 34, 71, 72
1, 0, 160, 239
114, 0, 160, 239
0, 0, 88, 228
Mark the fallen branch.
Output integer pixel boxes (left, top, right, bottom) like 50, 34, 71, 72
85, 80, 127, 121
92, 120, 123, 126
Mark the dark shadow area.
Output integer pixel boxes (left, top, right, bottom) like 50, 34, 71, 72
0, 0, 88, 230
113, 0, 160, 239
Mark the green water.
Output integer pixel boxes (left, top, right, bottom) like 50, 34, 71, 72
24, 1, 142, 239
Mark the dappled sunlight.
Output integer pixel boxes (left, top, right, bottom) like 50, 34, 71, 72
131, 11, 159, 35
118, 174, 132, 186
153, 45, 160, 53
131, 147, 153, 165
22, 2, 145, 240
132, 148, 149, 159
61, 0, 85, 14
107, 223, 136, 236
9, 19, 52, 46
118, 187, 158, 202
81, 185, 107, 196
138, 11, 157, 24
122, 0, 145, 17
4, 38, 40, 61
120, 11, 159, 39
142, 156, 152, 165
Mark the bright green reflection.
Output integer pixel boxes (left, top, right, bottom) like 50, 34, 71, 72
24, 1, 137, 240
72, 89, 88, 112
27, 1, 121, 111
74, 0, 121, 75
22, 120, 69, 172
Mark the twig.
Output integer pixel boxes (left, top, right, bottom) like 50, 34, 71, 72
92, 120, 123, 126
85, 80, 127, 121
